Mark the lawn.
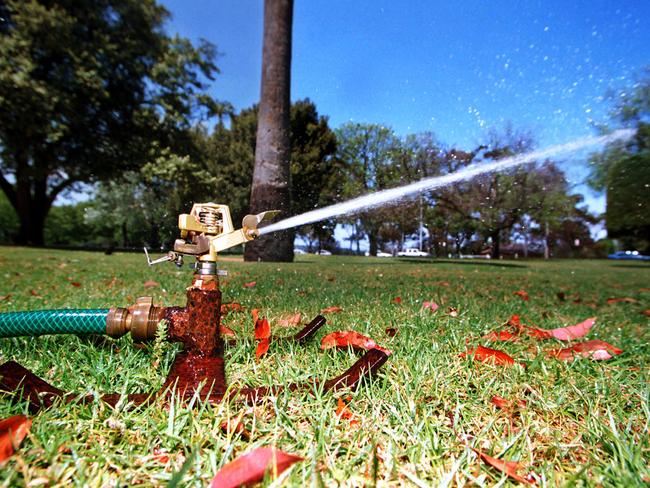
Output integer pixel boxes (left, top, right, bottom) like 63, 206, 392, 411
0, 247, 648, 486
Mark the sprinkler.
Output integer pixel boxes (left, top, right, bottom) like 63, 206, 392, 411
0, 203, 389, 412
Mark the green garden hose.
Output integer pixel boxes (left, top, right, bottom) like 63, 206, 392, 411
0, 309, 109, 338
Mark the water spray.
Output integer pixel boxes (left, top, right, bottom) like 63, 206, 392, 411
260, 129, 635, 235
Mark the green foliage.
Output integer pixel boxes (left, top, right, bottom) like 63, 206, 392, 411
44, 202, 91, 246
0, 192, 19, 243
335, 123, 402, 255
0, 0, 222, 244
606, 154, 650, 252
590, 70, 650, 250
207, 100, 339, 239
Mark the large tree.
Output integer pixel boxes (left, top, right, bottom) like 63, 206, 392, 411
335, 122, 401, 256
431, 128, 576, 258
245, 0, 294, 262
212, 100, 338, 251
589, 72, 650, 252
0, 0, 221, 245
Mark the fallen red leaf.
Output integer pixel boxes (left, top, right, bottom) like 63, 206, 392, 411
422, 300, 439, 312
336, 397, 352, 419
277, 312, 301, 327
392, 296, 402, 304
143, 280, 159, 289
527, 317, 596, 341
0, 415, 32, 463
490, 395, 527, 409
243, 281, 257, 288
335, 396, 360, 426
322, 330, 376, 350
549, 339, 623, 361
606, 297, 638, 304
29, 289, 41, 297
556, 292, 566, 301
472, 448, 534, 484
254, 317, 271, 340
525, 327, 551, 339
251, 308, 260, 323
460, 345, 519, 367
385, 327, 398, 337
219, 419, 250, 440
321, 306, 343, 313
490, 395, 509, 409
70, 282, 82, 288
508, 314, 522, 328
321, 330, 391, 355
256, 338, 270, 359
220, 325, 236, 337
208, 447, 303, 488
513, 290, 529, 301
437, 281, 450, 287
152, 448, 170, 464
642, 309, 650, 317
483, 330, 517, 341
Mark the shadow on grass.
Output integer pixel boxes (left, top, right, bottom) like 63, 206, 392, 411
341, 258, 528, 268
401, 258, 528, 268
608, 263, 650, 269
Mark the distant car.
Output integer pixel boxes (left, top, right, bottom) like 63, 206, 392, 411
316, 249, 332, 255
397, 248, 430, 257
364, 251, 393, 257
293, 249, 307, 255
607, 250, 650, 261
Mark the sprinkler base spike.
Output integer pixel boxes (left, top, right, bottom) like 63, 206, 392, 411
0, 345, 389, 411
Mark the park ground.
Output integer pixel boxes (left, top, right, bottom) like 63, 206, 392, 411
0, 247, 648, 486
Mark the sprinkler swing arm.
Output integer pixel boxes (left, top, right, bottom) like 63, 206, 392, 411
0, 202, 390, 413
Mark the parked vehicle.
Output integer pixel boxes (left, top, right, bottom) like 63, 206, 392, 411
316, 249, 332, 255
607, 250, 650, 261
364, 251, 393, 257
293, 249, 307, 255
397, 248, 429, 257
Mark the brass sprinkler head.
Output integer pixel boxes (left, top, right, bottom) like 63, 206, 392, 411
144, 203, 279, 270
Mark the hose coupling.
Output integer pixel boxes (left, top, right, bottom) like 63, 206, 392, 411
106, 297, 165, 341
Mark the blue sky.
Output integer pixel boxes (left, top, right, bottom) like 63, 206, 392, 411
161, 0, 649, 217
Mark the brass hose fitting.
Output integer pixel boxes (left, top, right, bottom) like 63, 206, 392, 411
106, 297, 165, 341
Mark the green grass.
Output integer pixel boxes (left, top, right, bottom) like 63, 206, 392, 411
0, 247, 648, 486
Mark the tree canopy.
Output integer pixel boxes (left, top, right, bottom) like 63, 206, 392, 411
0, 0, 223, 244
589, 70, 650, 252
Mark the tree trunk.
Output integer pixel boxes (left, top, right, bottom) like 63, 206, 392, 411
13, 168, 49, 246
15, 202, 47, 246
544, 221, 550, 259
244, 0, 294, 262
491, 230, 501, 259
368, 232, 378, 256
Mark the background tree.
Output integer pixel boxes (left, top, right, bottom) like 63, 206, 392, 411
245, 0, 294, 262
589, 71, 649, 252
336, 122, 401, 256
429, 128, 578, 258
209, 100, 339, 249
0, 0, 221, 245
